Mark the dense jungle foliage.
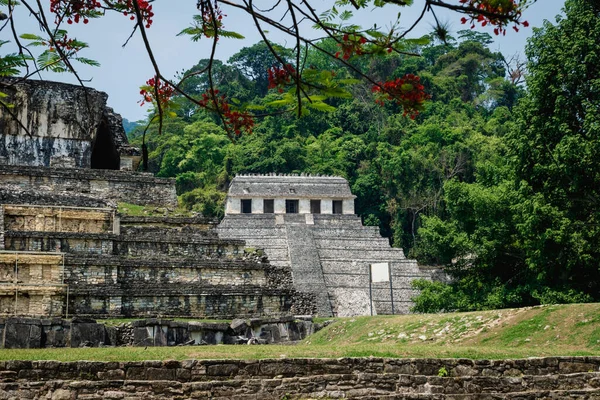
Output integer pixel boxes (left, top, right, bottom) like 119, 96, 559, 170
129, 0, 600, 312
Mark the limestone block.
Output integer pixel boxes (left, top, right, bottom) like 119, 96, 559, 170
299, 199, 310, 214
251, 198, 263, 214
321, 199, 333, 214
342, 198, 355, 214
226, 197, 240, 214
69, 322, 107, 347
333, 288, 373, 317
270, 198, 283, 214
2, 318, 42, 348
44, 324, 70, 348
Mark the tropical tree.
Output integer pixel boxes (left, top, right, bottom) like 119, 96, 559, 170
412, 0, 600, 312
1, 0, 533, 147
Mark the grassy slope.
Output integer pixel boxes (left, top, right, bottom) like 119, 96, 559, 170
2, 304, 599, 361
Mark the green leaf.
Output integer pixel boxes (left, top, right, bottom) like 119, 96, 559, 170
306, 101, 336, 112
265, 98, 294, 107
37, 50, 67, 73
405, 35, 431, 46
178, 27, 203, 42
219, 30, 245, 39
366, 29, 385, 39
75, 57, 100, 67
19, 33, 44, 41
339, 10, 353, 21
244, 104, 266, 111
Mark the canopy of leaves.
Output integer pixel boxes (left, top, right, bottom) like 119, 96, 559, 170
130, 0, 600, 314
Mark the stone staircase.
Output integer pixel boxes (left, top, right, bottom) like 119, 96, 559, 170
0, 357, 599, 399
285, 224, 333, 317
218, 213, 434, 317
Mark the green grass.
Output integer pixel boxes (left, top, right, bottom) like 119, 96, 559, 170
98, 318, 231, 326
117, 203, 193, 217
2, 303, 600, 362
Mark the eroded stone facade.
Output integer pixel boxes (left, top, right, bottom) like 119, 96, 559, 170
0, 79, 140, 170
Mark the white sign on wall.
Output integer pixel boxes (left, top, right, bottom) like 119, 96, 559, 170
370, 263, 390, 283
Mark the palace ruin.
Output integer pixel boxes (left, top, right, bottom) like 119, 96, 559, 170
0, 79, 432, 326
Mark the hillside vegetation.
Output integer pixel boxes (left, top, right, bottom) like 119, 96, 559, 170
128, 0, 600, 313
2, 304, 599, 361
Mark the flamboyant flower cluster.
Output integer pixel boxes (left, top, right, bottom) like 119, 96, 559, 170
197, 0, 225, 39
120, 0, 154, 28
335, 34, 367, 60
372, 74, 430, 119
52, 34, 84, 52
459, 0, 528, 35
198, 89, 255, 136
50, 0, 100, 24
139, 77, 174, 108
50, 0, 154, 28
267, 64, 296, 93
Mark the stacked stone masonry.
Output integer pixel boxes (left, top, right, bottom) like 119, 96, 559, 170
0, 165, 177, 207
219, 213, 432, 317
0, 79, 140, 170
0, 357, 599, 399
0, 205, 315, 318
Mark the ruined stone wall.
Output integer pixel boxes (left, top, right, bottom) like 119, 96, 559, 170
0, 79, 107, 168
3, 205, 114, 234
0, 207, 315, 318
0, 317, 316, 348
4, 231, 115, 254
0, 79, 140, 169
0, 252, 65, 316
62, 255, 302, 318
0, 357, 598, 399
0, 165, 177, 207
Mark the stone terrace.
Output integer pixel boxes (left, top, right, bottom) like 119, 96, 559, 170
0, 205, 315, 319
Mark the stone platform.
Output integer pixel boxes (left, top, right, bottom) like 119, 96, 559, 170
0, 165, 177, 207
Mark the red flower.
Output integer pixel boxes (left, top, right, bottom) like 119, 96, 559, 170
139, 76, 174, 107
372, 74, 430, 119
458, 0, 529, 36
267, 64, 296, 92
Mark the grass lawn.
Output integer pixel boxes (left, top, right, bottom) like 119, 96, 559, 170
2, 303, 599, 362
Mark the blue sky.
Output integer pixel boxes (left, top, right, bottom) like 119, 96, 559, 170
7, 1, 566, 121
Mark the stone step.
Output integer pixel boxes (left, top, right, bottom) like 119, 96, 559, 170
315, 238, 393, 249
113, 238, 246, 259
318, 248, 406, 260
64, 254, 269, 269
217, 227, 287, 237
285, 224, 333, 317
